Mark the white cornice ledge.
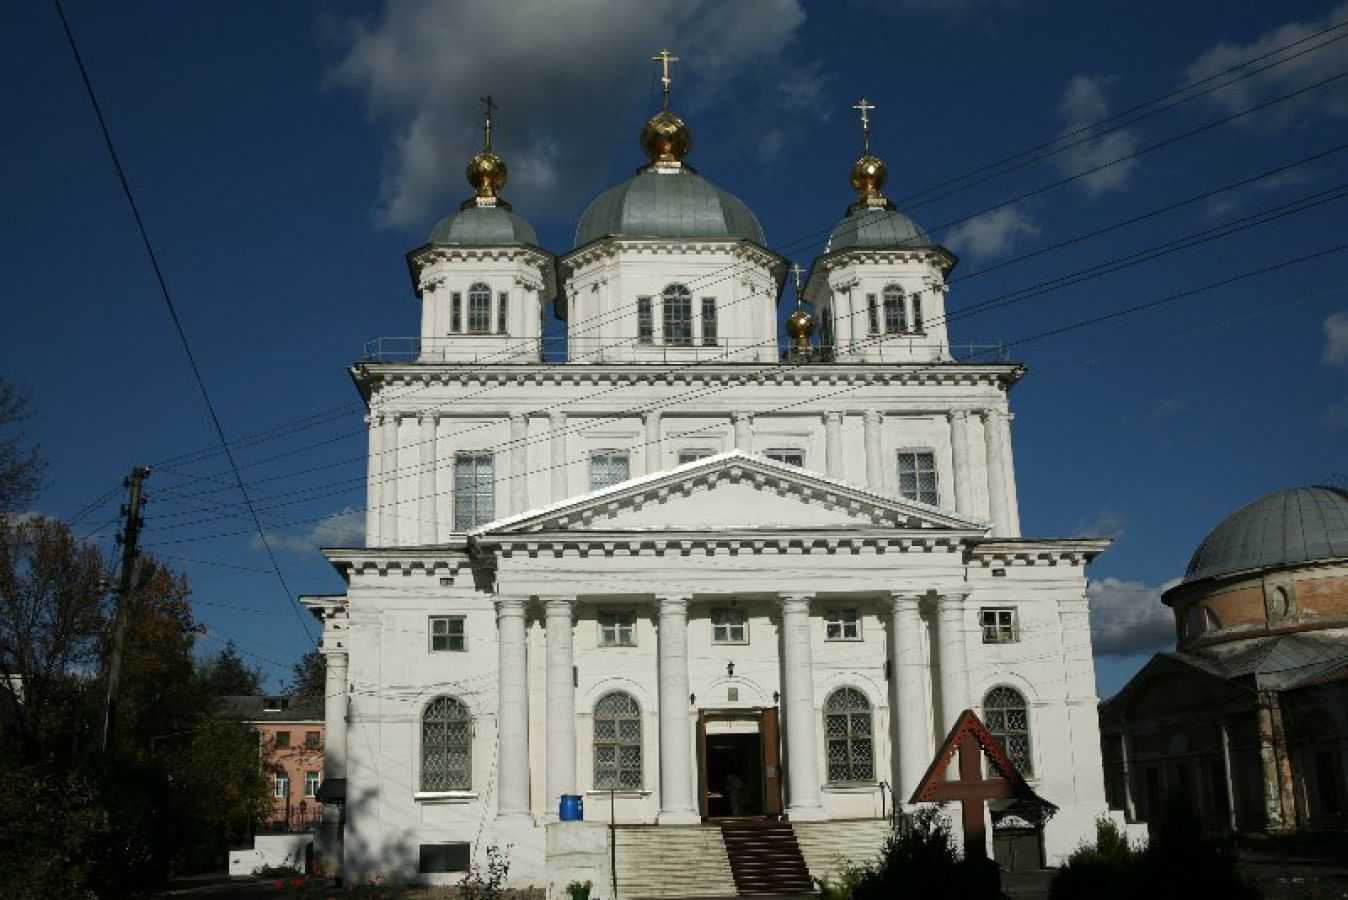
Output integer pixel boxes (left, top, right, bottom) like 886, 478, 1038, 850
485, 530, 979, 559
321, 546, 473, 579
967, 539, 1112, 567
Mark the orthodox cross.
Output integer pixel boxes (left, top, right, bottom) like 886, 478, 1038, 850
789, 263, 806, 300
852, 97, 876, 154
651, 49, 680, 109
909, 709, 1055, 862
481, 95, 497, 151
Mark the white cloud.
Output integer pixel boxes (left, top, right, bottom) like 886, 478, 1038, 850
1088, 577, 1181, 657
1323, 311, 1348, 365
1075, 510, 1126, 540
1054, 75, 1140, 196
325, 0, 812, 229
943, 206, 1039, 259
1184, 3, 1348, 130
255, 507, 364, 554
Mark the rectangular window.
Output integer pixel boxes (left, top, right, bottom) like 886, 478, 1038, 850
911, 292, 924, 332
274, 772, 289, 799
711, 608, 747, 644
599, 611, 636, 647
663, 292, 692, 346
884, 292, 904, 334
866, 294, 879, 335
468, 290, 491, 334
589, 450, 630, 491
430, 615, 466, 652
497, 292, 509, 334
700, 297, 718, 346
304, 771, 320, 797
677, 448, 715, 465
419, 843, 471, 874
450, 292, 462, 333
765, 448, 805, 467
825, 608, 861, 641
305, 730, 321, 748
979, 608, 1017, 644
897, 450, 938, 505
637, 296, 653, 345
453, 452, 495, 530
274, 731, 290, 749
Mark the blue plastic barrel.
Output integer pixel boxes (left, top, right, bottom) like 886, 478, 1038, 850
559, 794, 584, 821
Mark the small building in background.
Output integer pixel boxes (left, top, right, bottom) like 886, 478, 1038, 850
1100, 486, 1348, 834
218, 695, 325, 832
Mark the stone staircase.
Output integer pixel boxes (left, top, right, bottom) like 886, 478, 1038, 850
719, 820, 814, 896
792, 819, 891, 884
613, 825, 737, 899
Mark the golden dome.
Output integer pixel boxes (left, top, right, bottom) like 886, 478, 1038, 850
850, 153, 887, 202
785, 305, 816, 352
467, 150, 507, 201
641, 110, 692, 166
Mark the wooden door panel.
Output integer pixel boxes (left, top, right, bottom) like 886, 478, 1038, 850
761, 707, 783, 817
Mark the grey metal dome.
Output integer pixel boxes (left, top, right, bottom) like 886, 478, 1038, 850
826, 205, 932, 253
1183, 486, 1348, 584
429, 205, 539, 247
574, 170, 766, 248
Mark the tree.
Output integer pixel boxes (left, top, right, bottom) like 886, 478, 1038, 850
0, 514, 107, 759
286, 648, 325, 702
0, 380, 43, 514
198, 640, 264, 697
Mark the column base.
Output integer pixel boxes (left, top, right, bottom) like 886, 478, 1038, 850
785, 804, 828, 822
657, 809, 702, 826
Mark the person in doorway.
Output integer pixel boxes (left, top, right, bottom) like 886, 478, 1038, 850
724, 771, 745, 817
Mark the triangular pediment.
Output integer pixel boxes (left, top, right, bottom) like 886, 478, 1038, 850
471, 450, 989, 537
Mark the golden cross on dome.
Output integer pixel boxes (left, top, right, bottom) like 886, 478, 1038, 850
481, 95, 497, 151
790, 262, 806, 298
852, 97, 876, 153
651, 49, 680, 109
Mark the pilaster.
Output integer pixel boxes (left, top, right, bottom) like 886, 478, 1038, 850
824, 412, 844, 480
380, 413, 400, 545
549, 411, 567, 503
644, 410, 662, 474
544, 596, 577, 818
732, 412, 753, 453
417, 411, 437, 545
863, 410, 884, 492
982, 410, 1011, 537
365, 413, 381, 546
947, 410, 973, 516
509, 414, 528, 515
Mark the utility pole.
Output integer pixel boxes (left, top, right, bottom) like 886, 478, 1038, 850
102, 465, 150, 752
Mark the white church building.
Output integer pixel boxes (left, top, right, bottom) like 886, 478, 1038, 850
303, 66, 1121, 893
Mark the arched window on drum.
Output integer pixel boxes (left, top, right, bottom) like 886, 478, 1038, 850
594, 691, 643, 790
983, 686, 1032, 777
824, 687, 874, 783
422, 696, 472, 791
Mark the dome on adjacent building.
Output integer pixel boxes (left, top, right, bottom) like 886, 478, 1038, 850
826, 205, 932, 253
428, 205, 539, 247
1183, 486, 1348, 584
573, 169, 766, 248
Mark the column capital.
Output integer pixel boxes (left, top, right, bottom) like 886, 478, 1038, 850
549, 409, 567, 427
418, 409, 438, 425
656, 594, 692, 613
863, 409, 884, 424
542, 595, 576, 614
731, 411, 754, 424
824, 410, 843, 424
946, 409, 970, 423
886, 591, 924, 613
642, 409, 662, 423
780, 594, 814, 615
937, 588, 972, 608
979, 408, 1008, 423
509, 411, 528, 424
496, 596, 528, 618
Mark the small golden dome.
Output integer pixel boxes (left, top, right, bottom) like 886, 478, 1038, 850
785, 305, 816, 351
467, 150, 507, 201
641, 110, 692, 166
850, 153, 887, 202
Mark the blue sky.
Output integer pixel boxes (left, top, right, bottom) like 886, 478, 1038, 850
3, 1, 1347, 696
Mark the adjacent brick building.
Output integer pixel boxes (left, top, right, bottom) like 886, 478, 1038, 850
219, 695, 325, 830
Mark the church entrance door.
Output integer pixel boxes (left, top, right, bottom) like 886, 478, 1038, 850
697, 708, 783, 819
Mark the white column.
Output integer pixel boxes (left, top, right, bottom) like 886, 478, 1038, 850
417, 411, 437, 544
644, 410, 662, 473
318, 641, 348, 878
1001, 412, 1022, 537
889, 592, 929, 801
545, 597, 577, 817
936, 590, 972, 737
732, 411, 753, 452
380, 413, 400, 545
948, 410, 973, 516
509, 414, 529, 515
824, 412, 844, 480
656, 595, 699, 824
549, 410, 567, 502
863, 409, 884, 492
497, 597, 530, 819
780, 594, 826, 821
839, 288, 856, 355
365, 413, 381, 546
982, 410, 1011, 537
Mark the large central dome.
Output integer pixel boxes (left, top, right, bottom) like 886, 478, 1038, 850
1183, 486, 1348, 584
574, 169, 766, 248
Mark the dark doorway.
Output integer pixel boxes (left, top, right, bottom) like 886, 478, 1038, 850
705, 733, 764, 818
993, 829, 1044, 871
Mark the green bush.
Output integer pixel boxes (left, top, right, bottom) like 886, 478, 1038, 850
0, 764, 104, 900
851, 807, 1000, 900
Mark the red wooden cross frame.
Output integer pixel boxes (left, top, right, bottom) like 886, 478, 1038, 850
908, 709, 1050, 861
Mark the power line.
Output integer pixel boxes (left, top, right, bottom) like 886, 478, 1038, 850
53, 0, 314, 644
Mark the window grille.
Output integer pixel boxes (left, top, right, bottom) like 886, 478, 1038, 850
911, 292, 924, 332
765, 448, 804, 467
980, 608, 1017, 643
453, 452, 494, 530
422, 696, 472, 791
984, 686, 1032, 776
589, 450, 630, 491
711, 608, 747, 643
450, 292, 462, 333
701, 297, 718, 346
866, 294, 879, 335
430, 615, 466, 652
825, 608, 861, 641
883, 285, 905, 334
637, 296, 654, 345
467, 283, 491, 334
824, 687, 874, 783
497, 292, 508, 334
662, 284, 692, 346
594, 691, 643, 790
897, 450, 938, 505
598, 611, 636, 647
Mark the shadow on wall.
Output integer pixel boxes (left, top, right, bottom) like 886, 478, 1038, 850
342, 785, 418, 885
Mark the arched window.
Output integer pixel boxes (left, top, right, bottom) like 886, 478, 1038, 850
662, 284, 692, 346
422, 696, 472, 791
467, 282, 491, 334
882, 285, 905, 335
983, 686, 1032, 776
824, 687, 874, 783
594, 691, 642, 789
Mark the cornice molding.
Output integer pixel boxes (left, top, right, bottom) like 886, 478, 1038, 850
486, 529, 974, 559
967, 539, 1111, 568
560, 237, 786, 274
